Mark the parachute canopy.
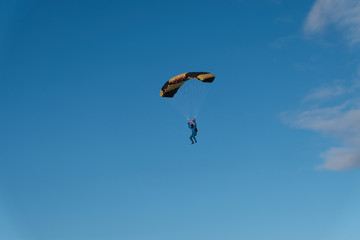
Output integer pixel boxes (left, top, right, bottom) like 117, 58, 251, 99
160, 72, 215, 98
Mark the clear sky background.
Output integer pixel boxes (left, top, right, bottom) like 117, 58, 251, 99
1, 0, 360, 240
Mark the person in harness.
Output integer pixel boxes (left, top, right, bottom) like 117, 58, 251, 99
188, 119, 198, 144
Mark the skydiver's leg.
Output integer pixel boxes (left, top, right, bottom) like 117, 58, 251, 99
190, 135, 194, 144
193, 135, 197, 143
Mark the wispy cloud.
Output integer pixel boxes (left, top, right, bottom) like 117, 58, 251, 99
294, 0, 360, 170
319, 147, 360, 170
282, 82, 360, 171
303, 81, 360, 102
304, 0, 360, 45
303, 85, 347, 102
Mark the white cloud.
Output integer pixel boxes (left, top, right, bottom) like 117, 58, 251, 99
291, 101, 360, 142
303, 81, 360, 102
282, 82, 360, 171
304, 0, 360, 45
318, 147, 360, 170
292, 1, 360, 171
303, 85, 347, 102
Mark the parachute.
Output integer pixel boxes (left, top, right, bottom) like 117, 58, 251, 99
160, 72, 215, 98
160, 72, 215, 120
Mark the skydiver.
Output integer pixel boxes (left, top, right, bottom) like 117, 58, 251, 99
188, 119, 198, 144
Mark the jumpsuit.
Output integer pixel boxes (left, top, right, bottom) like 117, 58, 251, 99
188, 122, 197, 144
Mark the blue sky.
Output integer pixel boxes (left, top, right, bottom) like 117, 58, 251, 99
1, 0, 360, 239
